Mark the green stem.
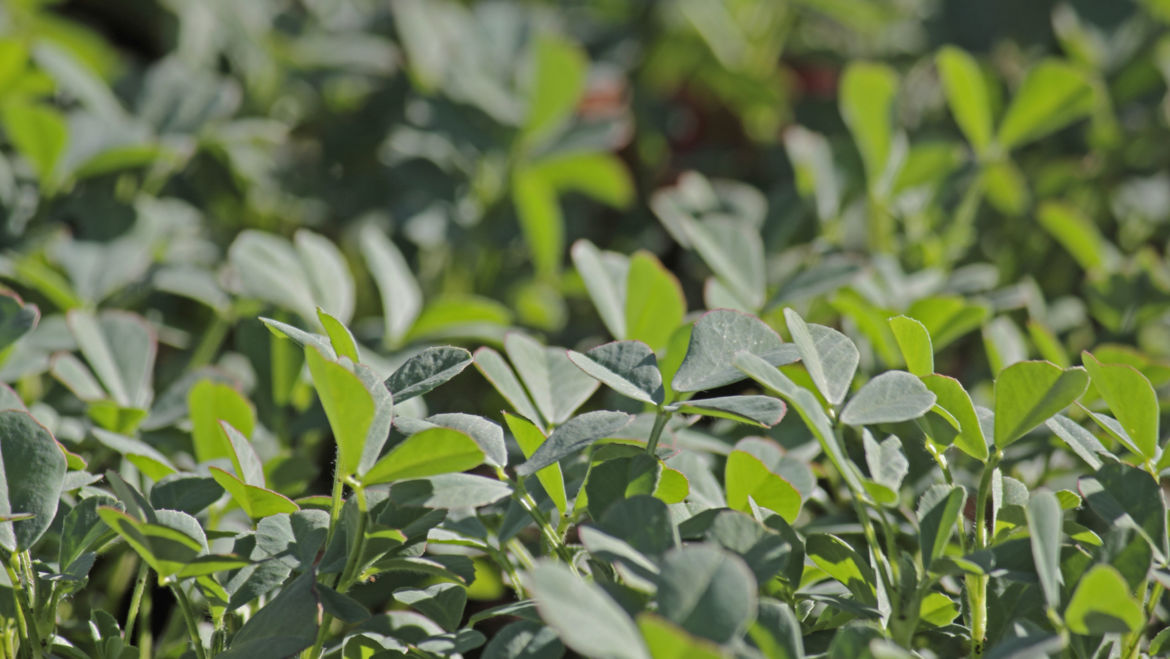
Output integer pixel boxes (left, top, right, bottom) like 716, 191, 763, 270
507, 539, 537, 572
925, 441, 954, 486
186, 314, 232, 371
324, 466, 346, 551
137, 575, 153, 659
967, 450, 1001, 659
306, 478, 360, 659
644, 409, 670, 455
1121, 578, 1155, 659
124, 562, 149, 644
337, 485, 369, 592
498, 468, 577, 573
171, 585, 207, 659
487, 543, 526, 599
851, 498, 895, 597
5, 554, 39, 658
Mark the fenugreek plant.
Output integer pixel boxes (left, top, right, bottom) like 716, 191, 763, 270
3, 1, 1170, 658
2, 248, 1169, 658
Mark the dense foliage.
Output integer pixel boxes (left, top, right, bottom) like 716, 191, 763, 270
1, 0, 1170, 657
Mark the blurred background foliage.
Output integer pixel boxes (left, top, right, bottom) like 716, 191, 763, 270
4, 0, 1170, 454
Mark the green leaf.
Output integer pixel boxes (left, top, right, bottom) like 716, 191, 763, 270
474, 347, 544, 429
516, 411, 632, 477
600, 495, 678, 558
863, 432, 908, 493
747, 600, 804, 659
684, 218, 766, 310
917, 484, 966, 571
725, 451, 801, 523
674, 310, 799, 393
66, 310, 156, 409
997, 59, 1094, 150
359, 224, 422, 347
993, 361, 1089, 448
637, 615, 726, 659
385, 346, 473, 403
210, 468, 299, 519
405, 295, 511, 344
362, 428, 483, 486
840, 371, 936, 426
783, 125, 841, 222
1027, 320, 1071, 368
90, 428, 175, 481
229, 231, 317, 324
293, 230, 355, 324
1063, 565, 1143, 635
304, 346, 374, 478
95, 507, 205, 581
187, 379, 255, 464
388, 474, 513, 509
936, 46, 994, 153
568, 341, 664, 406
408, 412, 507, 468
1037, 203, 1109, 271
669, 395, 786, 428
524, 560, 649, 659
1027, 491, 1064, 610
504, 412, 567, 515
571, 240, 628, 340
317, 584, 370, 624
919, 592, 960, 627
513, 167, 564, 280
1045, 415, 1107, 470
532, 151, 634, 209
260, 316, 334, 359
734, 352, 867, 497
1, 102, 67, 187
655, 545, 757, 644
1081, 351, 1158, 460
522, 35, 587, 145
784, 308, 859, 406
0, 292, 38, 354
217, 571, 319, 658
839, 62, 898, 188
394, 583, 467, 631
921, 375, 988, 461
505, 333, 599, 426
316, 307, 358, 363
905, 297, 989, 350
149, 475, 222, 516
1079, 462, 1167, 563
624, 251, 686, 351
807, 534, 876, 604
174, 554, 250, 579
888, 315, 933, 376
0, 411, 66, 550
218, 421, 265, 487
482, 621, 563, 659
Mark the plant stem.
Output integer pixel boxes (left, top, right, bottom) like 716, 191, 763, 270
337, 485, 369, 592
186, 314, 232, 371
497, 468, 577, 572
324, 465, 346, 551
307, 480, 364, 659
171, 584, 207, 659
138, 574, 153, 658
644, 409, 670, 455
851, 498, 896, 596
124, 562, 149, 644
5, 553, 39, 657
967, 450, 1001, 659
